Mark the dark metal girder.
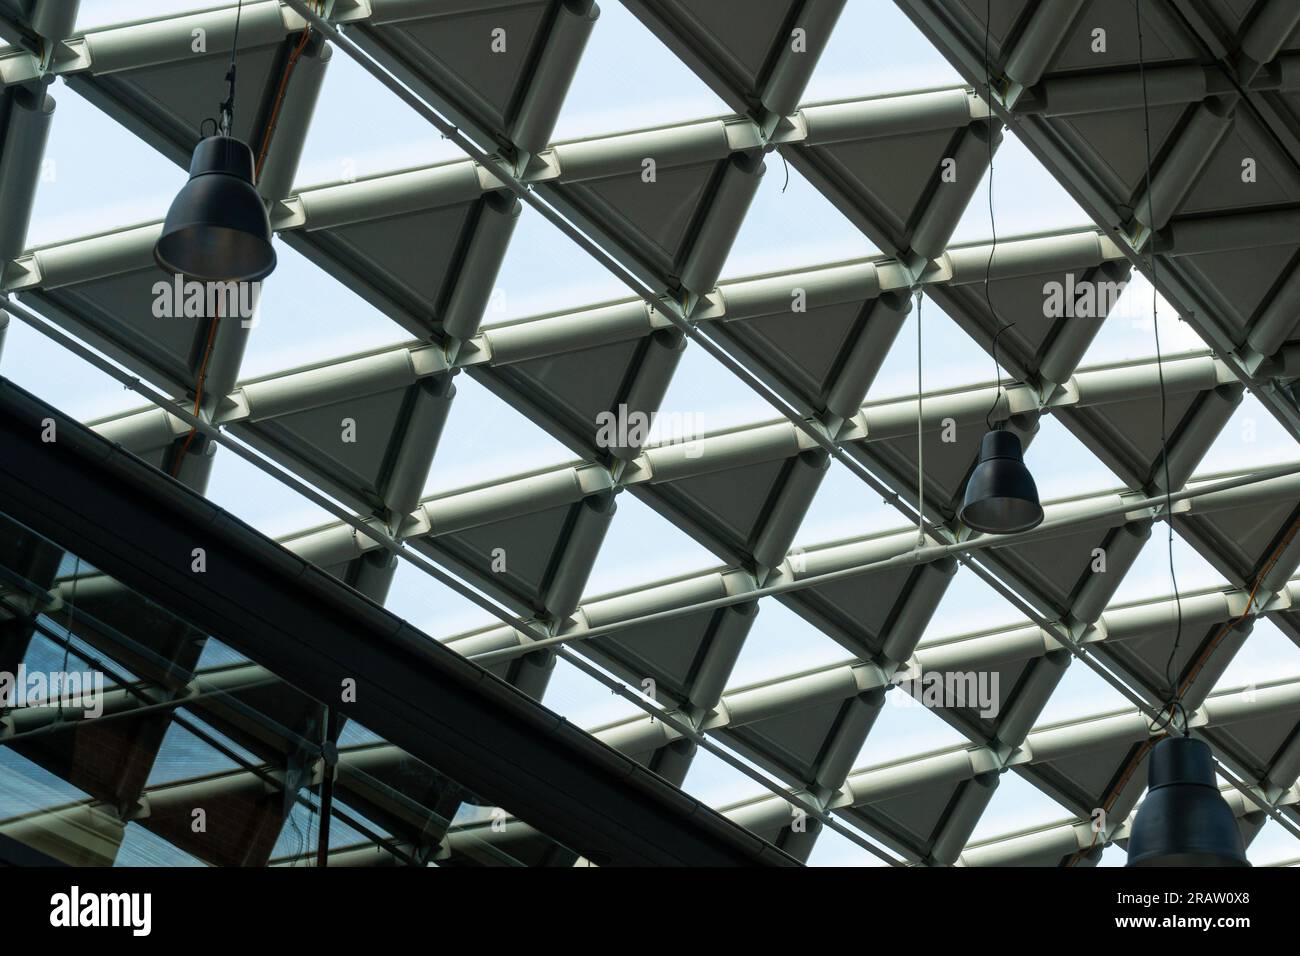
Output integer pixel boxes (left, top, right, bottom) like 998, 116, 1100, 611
0, 377, 796, 867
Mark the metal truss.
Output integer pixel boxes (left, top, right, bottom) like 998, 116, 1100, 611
896, 0, 1300, 439
2, 0, 1299, 866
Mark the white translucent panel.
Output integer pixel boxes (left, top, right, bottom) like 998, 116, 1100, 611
948, 131, 1094, 245
869, 293, 991, 400
727, 598, 852, 687
1109, 531, 1228, 606
202, 445, 337, 539
1034, 657, 1131, 726
584, 491, 718, 597
795, 458, 902, 546
384, 558, 499, 643
1080, 270, 1208, 367
238, 242, 408, 379
482, 205, 630, 325
115, 822, 205, 867
272, 802, 370, 858
294, 49, 462, 189
803, 821, 892, 867
1199, 395, 1300, 475
335, 720, 382, 747
1095, 843, 1125, 866
721, 158, 876, 280
1244, 816, 1300, 866
803, 0, 962, 102
145, 720, 242, 786
926, 566, 1028, 642
853, 689, 969, 768
1212, 619, 1300, 690
177, 712, 262, 765
0, 746, 92, 816
541, 655, 647, 731
679, 743, 773, 811
420, 372, 578, 496
655, 338, 779, 434
550, 0, 729, 142
269, 801, 318, 864
196, 636, 248, 669
0, 310, 146, 421
27, 81, 185, 246
968, 769, 1075, 842
24, 626, 89, 674
450, 803, 496, 828
643, 404, 709, 446
1026, 414, 1121, 502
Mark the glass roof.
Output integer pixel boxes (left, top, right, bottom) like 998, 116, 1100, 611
2, 0, 1300, 866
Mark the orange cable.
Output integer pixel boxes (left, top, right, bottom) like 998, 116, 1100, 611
171, 298, 223, 476
1066, 734, 1164, 866
255, 14, 314, 179
1065, 512, 1300, 864
171, 11, 316, 479
1177, 513, 1300, 695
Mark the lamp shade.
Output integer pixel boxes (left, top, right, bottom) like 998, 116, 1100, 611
1126, 736, 1249, 867
154, 135, 276, 282
957, 429, 1043, 534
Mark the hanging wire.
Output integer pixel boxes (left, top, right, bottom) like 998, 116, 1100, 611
1134, 0, 1186, 735
218, 0, 245, 136
1069, 4, 1192, 858
175, 0, 314, 477
985, 322, 1017, 429
981, 0, 1013, 432
915, 289, 925, 545
286, 794, 308, 867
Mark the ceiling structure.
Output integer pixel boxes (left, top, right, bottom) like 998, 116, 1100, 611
0, 0, 1299, 866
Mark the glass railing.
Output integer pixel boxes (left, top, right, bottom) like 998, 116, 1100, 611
0, 510, 575, 867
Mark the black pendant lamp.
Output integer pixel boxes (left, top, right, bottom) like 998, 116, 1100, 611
957, 428, 1044, 534
1127, 736, 1249, 867
154, 0, 275, 283
154, 135, 276, 282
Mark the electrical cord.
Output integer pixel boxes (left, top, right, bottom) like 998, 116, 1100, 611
173, 2, 319, 476
985, 324, 1015, 429
1068, 1, 1195, 863
218, 0, 244, 135
1179, 513, 1300, 694
255, 4, 317, 179
1135, 0, 1186, 735
916, 289, 925, 545
171, 297, 222, 476
175, 1, 245, 474
981, 0, 1015, 432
